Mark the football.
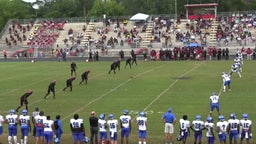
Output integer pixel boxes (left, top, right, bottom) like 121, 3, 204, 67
31, 60, 35, 63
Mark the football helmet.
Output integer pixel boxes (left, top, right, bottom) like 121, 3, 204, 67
123, 109, 129, 115
176, 133, 183, 141
99, 114, 105, 120
10, 109, 15, 114
109, 114, 114, 119
22, 109, 27, 115
219, 115, 224, 121
230, 113, 236, 119
207, 116, 213, 122
83, 136, 90, 143
139, 111, 145, 117
243, 113, 248, 119
196, 115, 201, 120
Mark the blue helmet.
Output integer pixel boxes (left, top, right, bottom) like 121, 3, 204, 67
83, 136, 90, 143
219, 115, 224, 121
243, 113, 248, 119
207, 116, 213, 122
99, 114, 105, 120
10, 109, 15, 114
22, 109, 27, 115
123, 109, 129, 115
196, 115, 201, 120
54, 137, 59, 144
230, 113, 236, 119
109, 114, 114, 119
212, 92, 217, 95
139, 111, 145, 117
168, 108, 172, 112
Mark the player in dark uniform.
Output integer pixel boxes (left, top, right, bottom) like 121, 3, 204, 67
70, 62, 77, 76
79, 70, 91, 85
44, 80, 57, 99
63, 76, 76, 91
16, 90, 33, 112
108, 60, 119, 74
125, 57, 132, 69
131, 54, 137, 66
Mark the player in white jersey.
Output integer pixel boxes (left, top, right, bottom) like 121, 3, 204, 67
227, 113, 240, 144
5, 109, 18, 144
107, 114, 118, 144
190, 115, 205, 144
136, 112, 147, 144
216, 115, 228, 144
230, 63, 241, 77
209, 92, 220, 116
70, 114, 85, 144
205, 116, 215, 144
239, 113, 252, 144
222, 72, 231, 92
120, 109, 131, 144
98, 114, 108, 142
0, 114, 4, 137
44, 115, 55, 144
19, 109, 31, 144
34, 111, 47, 144
178, 115, 190, 144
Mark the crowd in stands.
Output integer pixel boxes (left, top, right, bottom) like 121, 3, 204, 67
4, 21, 34, 48
27, 20, 65, 49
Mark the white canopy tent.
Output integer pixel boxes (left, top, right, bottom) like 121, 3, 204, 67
130, 13, 149, 21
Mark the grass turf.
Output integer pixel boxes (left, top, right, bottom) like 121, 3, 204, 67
0, 60, 255, 143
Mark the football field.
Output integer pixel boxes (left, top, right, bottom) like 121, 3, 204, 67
0, 59, 255, 143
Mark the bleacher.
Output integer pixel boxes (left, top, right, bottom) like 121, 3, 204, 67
1, 14, 256, 59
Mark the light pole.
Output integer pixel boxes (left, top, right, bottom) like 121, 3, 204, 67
175, 0, 177, 19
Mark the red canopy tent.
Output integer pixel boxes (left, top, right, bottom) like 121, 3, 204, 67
184, 3, 218, 20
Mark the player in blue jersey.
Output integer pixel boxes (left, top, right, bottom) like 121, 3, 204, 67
54, 115, 63, 144
19, 109, 31, 144
161, 108, 176, 144
209, 92, 220, 116
190, 115, 205, 144
222, 72, 231, 92
70, 114, 85, 144
230, 63, 241, 78
227, 113, 240, 144
205, 116, 215, 144
216, 115, 228, 144
5, 109, 18, 144
120, 109, 131, 144
178, 115, 190, 144
239, 113, 252, 144
136, 112, 147, 144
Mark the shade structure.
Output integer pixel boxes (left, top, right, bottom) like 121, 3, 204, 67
130, 13, 149, 21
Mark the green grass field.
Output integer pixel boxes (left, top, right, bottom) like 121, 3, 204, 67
0, 59, 255, 144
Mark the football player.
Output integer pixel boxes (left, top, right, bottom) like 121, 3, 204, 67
205, 117, 215, 144
227, 113, 240, 144
5, 109, 18, 144
179, 115, 190, 144
222, 72, 231, 92
120, 109, 131, 144
107, 114, 118, 144
136, 112, 147, 144
230, 63, 241, 78
239, 113, 252, 144
209, 92, 220, 116
19, 109, 31, 144
216, 115, 228, 144
98, 114, 108, 142
190, 115, 205, 144
70, 114, 85, 144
